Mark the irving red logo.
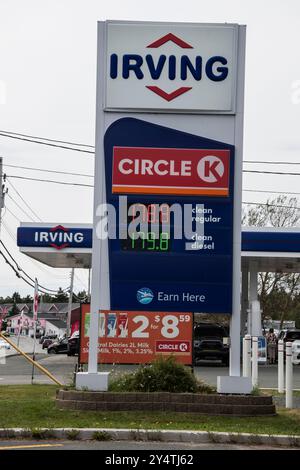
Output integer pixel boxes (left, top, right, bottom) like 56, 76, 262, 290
112, 146, 230, 196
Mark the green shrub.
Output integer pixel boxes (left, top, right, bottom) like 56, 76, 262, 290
30, 428, 55, 439
109, 356, 202, 393
197, 380, 216, 394
66, 429, 80, 440
109, 372, 136, 392
92, 431, 111, 441
251, 386, 261, 396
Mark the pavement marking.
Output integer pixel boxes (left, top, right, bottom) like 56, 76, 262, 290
0, 443, 64, 450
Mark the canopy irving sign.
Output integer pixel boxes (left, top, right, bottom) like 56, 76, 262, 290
17, 225, 91, 250
78, 21, 248, 394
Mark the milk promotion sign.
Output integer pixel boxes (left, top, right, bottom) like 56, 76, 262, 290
80, 305, 193, 365
105, 21, 238, 112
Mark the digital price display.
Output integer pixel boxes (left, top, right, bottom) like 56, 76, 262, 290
104, 118, 235, 313
121, 202, 171, 252
127, 203, 170, 224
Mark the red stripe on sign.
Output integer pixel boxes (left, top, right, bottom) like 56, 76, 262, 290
50, 225, 68, 232
112, 147, 230, 197
146, 86, 192, 102
50, 243, 69, 250
147, 33, 193, 49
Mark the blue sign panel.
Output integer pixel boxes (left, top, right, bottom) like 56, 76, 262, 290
104, 118, 235, 313
242, 231, 300, 253
17, 225, 92, 250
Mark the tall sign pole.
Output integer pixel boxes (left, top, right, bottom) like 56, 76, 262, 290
76, 21, 249, 393
67, 268, 74, 337
0, 158, 6, 240
31, 278, 39, 384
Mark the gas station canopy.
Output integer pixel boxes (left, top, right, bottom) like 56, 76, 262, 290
17, 223, 300, 273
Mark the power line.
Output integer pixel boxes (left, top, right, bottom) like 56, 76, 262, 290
4, 163, 300, 181
244, 169, 300, 176
242, 201, 300, 210
1, 219, 70, 280
0, 130, 94, 148
5, 206, 20, 222
6, 175, 93, 188
0, 240, 69, 293
2, 220, 17, 243
74, 273, 87, 291
5, 175, 300, 210
4, 163, 93, 179
6, 178, 43, 222
0, 249, 58, 295
72, 292, 89, 302
6, 193, 36, 222
244, 160, 300, 166
0, 133, 95, 154
5, 170, 300, 191
243, 188, 300, 196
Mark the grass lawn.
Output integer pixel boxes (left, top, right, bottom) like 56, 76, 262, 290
0, 385, 300, 435
262, 389, 300, 398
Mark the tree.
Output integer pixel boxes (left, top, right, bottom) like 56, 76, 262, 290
11, 292, 22, 304
74, 290, 88, 302
23, 295, 33, 303
243, 195, 300, 328
53, 287, 69, 303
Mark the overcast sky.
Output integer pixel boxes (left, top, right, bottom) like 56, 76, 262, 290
0, 0, 299, 298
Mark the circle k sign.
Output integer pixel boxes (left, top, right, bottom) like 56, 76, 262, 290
112, 146, 230, 196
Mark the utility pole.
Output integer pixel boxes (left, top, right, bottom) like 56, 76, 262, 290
0, 158, 6, 239
88, 268, 91, 302
67, 268, 74, 337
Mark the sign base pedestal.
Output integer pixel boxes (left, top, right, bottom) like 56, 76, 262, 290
217, 376, 252, 394
75, 372, 109, 391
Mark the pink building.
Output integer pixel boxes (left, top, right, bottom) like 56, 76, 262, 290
4, 303, 80, 336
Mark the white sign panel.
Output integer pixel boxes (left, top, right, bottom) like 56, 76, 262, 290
105, 21, 238, 113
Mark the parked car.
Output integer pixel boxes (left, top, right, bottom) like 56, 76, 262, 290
42, 338, 56, 349
0, 339, 10, 350
40, 334, 57, 345
193, 322, 229, 365
67, 331, 79, 356
47, 337, 69, 354
271, 329, 300, 363
292, 340, 300, 365
278, 329, 300, 344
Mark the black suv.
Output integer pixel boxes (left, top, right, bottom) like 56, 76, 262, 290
193, 322, 229, 365
67, 331, 79, 356
47, 337, 69, 354
278, 329, 300, 344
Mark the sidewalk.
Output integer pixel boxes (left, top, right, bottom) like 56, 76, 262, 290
2, 335, 45, 357
0, 427, 299, 447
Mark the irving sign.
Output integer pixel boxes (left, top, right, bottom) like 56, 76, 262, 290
112, 146, 230, 196
105, 21, 238, 113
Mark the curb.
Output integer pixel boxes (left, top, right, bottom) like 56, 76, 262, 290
0, 428, 299, 447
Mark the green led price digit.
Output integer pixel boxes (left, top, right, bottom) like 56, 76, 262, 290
147, 231, 156, 250
141, 231, 146, 249
160, 232, 169, 251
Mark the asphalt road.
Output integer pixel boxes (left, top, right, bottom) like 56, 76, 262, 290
0, 354, 300, 389
0, 439, 294, 450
